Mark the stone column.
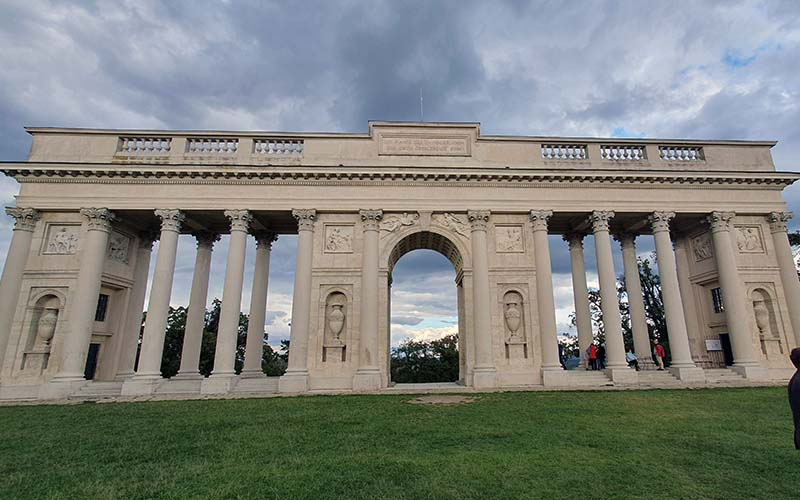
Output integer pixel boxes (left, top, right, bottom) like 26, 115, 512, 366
124, 209, 184, 391
707, 211, 766, 379
530, 210, 566, 385
589, 211, 635, 383
768, 212, 800, 348
279, 209, 316, 393
615, 232, 654, 370
354, 209, 383, 390
467, 210, 496, 388
114, 232, 157, 380
674, 236, 705, 365
241, 231, 277, 379
52, 208, 116, 383
564, 233, 593, 369
0, 208, 40, 373
649, 212, 703, 381
204, 210, 252, 392
174, 232, 219, 380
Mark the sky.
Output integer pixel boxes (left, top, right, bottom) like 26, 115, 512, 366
0, 0, 799, 350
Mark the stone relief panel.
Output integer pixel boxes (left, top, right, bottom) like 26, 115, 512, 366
107, 232, 131, 264
44, 225, 80, 255
432, 213, 470, 238
324, 225, 354, 253
495, 225, 524, 253
692, 233, 713, 262
379, 212, 419, 236
735, 226, 765, 253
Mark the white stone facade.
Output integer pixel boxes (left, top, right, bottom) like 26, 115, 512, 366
0, 121, 799, 400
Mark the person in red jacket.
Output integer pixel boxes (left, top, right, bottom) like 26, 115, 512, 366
588, 343, 598, 370
654, 339, 666, 370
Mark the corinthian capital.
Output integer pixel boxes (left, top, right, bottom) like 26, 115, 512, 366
649, 211, 675, 234
138, 228, 160, 250
359, 209, 383, 231
467, 210, 491, 231
154, 209, 185, 233
562, 232, 584, 250
224, 209, 252, 233
612, 231, 636, 248
529, 210, 553, 232
292, 209, 317, 231
81, 208, 117, 233
589, 210, 615, 233
5, 207, 40, 232
253, 231, 278, 249
706, 211, 735, 232
767, 211, 792, 234
194, 231, 221, 249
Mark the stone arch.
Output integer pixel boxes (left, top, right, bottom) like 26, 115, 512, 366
749, 286, 785, 361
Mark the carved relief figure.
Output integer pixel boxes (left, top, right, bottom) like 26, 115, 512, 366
496, 226, 523, 252
503, 292, 524, 342
107, 232, 131, 263
379, 212, 419, 233
736, 226, 764, 253
433, 213, 470, 237
46, 226, 79, 254
692, 233, 713, 261
324, 226, 353, 253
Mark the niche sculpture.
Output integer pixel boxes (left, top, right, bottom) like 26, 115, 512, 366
323, 291, 347, 363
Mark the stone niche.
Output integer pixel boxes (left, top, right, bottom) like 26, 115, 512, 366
22, 292, 65, 374
322, 291, 348, 363
502, 290, 528, 361
750, 287, 784, 361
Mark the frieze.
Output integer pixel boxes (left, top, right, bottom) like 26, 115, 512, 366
379, 212, 419, 235
735, 226, 765, 253
495, 225, 524, 253
44, 225, 79, 255
432, 213, 470, 237
692, 233, 713, 262
324, 225, 354, 253
107, 232, 131, 264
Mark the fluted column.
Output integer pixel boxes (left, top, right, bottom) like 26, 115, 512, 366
530, 211, 563, 380
467, 210, 496, 388
241, 231, 277, 378
279, 209, 316, 392
0, 208, 40, 373
130, 209, 184, 382
565, 233, 592, 368
707, 211, 764, 378
589, 211, 634, 381
53, 208, 117, 382
209, 210, 252, 380
174, 232, 219, 380
650, 212, 703, 381
768, 212, 800, 347
354, 209, 383, 390
114, 231, 157, 380
615, 232, 654, 369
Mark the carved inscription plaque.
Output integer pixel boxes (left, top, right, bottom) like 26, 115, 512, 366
379, 134, 470, 156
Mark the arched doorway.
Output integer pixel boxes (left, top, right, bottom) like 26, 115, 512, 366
386, 231, 466, 385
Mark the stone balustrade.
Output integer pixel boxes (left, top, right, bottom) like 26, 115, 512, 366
541, 144, 587, 160
601, 144, 647, 161
659, 145, 704, 162
253, 138, 304, 157
117, 137, 172, 155
186, 138, 239, 155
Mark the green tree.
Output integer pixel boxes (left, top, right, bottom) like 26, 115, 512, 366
788, 231, 800, 246
390, 334, 459, 383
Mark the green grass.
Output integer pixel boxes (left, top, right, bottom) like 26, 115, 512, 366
0, 387, 797, 500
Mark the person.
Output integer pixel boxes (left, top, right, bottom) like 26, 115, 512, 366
626, 348, 640, 371
597, 343, 606, 370
654, 339, 666, 370
588, 344, 598, 370
789, 347, 800, 450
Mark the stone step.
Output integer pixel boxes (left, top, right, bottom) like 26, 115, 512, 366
71, 381, 123, 399
232, 377, 280, 394
704, 368, 746, 383
636, 370, 682, 386
155, 378, 202, 394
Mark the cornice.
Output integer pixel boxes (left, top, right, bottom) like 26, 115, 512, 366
2, 165, 798, 189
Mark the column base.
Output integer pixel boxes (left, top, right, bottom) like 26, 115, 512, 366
638, 358, 657, 371
121, 377, 163, 396
730, 364, 770, 381
39, 380, 87, 400
113, 371, 135, 382
472, 367, 497, 389
668, 365, 705, 383
352, 368, 382, 391
278, 370, 309, 393
542, 368, 570, 386
171, 371, 204, 381
605, 366, 638, 384
239, 369, 267, 380
201, 375, 237, 394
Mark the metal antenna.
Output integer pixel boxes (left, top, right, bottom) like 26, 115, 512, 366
420, 87, 424, 122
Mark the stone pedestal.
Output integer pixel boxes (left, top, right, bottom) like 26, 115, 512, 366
278, 371, 309, 393
352, 369, 382, 391
121, 378, 162, 396
730, 364, 770, 381
39, 380, 87, 400
542, 369, 571, 386
668, 366, 706, 383
605, 367, 638, 384
472, 367, 497, 388
201, 375, 237, 394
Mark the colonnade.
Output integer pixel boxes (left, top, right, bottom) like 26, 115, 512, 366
1, 206, 800, 390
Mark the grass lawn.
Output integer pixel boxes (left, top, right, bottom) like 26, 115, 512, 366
0, 387, 797, 500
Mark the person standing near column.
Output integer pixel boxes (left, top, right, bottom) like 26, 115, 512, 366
789, 348, 800, 450
653, 339, 666, 370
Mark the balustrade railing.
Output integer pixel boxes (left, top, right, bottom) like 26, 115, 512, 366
601, 144, 646, 161
541, 144, 587, 160
117, 137, 171, 154
186, 138, 239, 155
659, 145, 704, 161
253, 138, 304, 157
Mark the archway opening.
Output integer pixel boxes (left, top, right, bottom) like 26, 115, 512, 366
387, 231, 464, 385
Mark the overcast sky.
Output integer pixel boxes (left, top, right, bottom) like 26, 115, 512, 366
1, 0, 799, 349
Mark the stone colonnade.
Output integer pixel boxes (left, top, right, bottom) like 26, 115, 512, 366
2, 206, 799, 392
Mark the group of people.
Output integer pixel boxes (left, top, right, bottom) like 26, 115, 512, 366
584, 339, 667, 371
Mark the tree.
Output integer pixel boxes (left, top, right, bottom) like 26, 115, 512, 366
788, 231, 800, 246
390, 334, 459, 383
